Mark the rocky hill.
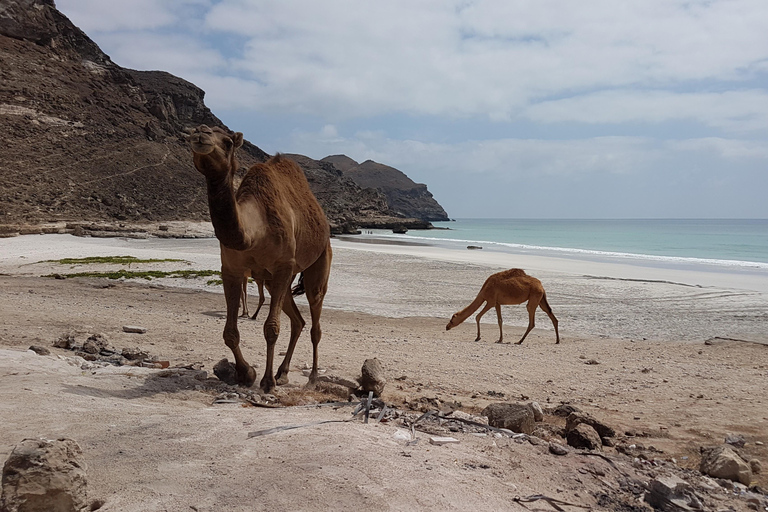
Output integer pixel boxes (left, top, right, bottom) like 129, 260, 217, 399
322, 155, 449, 222
0, 0, 442, 234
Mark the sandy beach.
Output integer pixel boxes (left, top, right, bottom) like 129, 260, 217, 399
1, 229, 767, 511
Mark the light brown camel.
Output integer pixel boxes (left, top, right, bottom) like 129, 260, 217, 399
190, 124, 332, 392
446, 269, 560, 344
240, 271, 266, 320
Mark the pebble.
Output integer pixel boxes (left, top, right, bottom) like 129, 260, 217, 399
429, 436, 459, 446
122, 325, 147, 334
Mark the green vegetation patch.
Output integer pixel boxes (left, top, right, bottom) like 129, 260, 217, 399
44, 269, 221, 280
44, 256, 188, 265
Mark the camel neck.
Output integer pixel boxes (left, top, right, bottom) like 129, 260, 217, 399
205, 174, 248, 251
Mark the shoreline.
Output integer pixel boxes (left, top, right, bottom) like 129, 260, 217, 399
1, 232, 767, 343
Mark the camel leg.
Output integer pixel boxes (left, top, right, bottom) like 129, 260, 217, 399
539, 292, 560, 344
516, 299, 538, 345
239, 276, 249, 318
494, 304, 505, 344
251, 279, 266, 320
260, 268, 292, 393
274, 289, 305, 386
298, 243, 332, 388
474, 302, 493, 342
222, 271, 256, 386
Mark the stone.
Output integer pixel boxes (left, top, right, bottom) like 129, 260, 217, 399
725, 433, 746, 448
359, 358, 386, 397
529, 401, 544, 422
551, 404, 580, 417
566, 424, 602, 451
122, 325, 147, 334
53, 333, 76, 349
213, 358, 238, 385
121, 347, 149, 361
644, 475, 698, 511
565, 411, 615, 439
549, 442, 569, 456
749, 459, 762, 474
28, 345, 50, 356
699, 445, 752, 485
1, 437, 88, 512
429, 436, 459, 446
482, 403, 535, 434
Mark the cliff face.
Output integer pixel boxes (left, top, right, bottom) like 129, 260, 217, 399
322, 156, 449, 222
0, 0, 429, 231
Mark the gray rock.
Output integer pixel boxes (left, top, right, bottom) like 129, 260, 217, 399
548, 442, 569, 456
122, 325, 147, 334
28, 345, 50, 356
644, 475, 700, 511
724, 433, 746, 448
359, 358, 386, 397
529, 401, 544, 422
482, 403, 535, 434
699, 445, 752, 485
1, 437, 88, 512
121, 347, 149, 361
53, 332, 76, 349
565, 411, 615, 438
566, 424, 602, 451
213, 359, 238, 385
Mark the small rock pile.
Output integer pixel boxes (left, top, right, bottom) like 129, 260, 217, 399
47, 331, 168, 369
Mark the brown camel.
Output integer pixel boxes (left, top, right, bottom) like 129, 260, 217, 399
446, 269, 560, 344
190, 124, 332, 392
240, 271, 266, 320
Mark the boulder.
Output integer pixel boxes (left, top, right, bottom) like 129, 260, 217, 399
359, 358, 386, 397
566, 424, 602, 451
482, 403, 535, 434
699, 445, 752, 485
565, 411, 615, 439
1, 438, 88, 512
644, 475, 701, 511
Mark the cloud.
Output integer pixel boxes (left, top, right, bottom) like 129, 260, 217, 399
524, 90, 768, 132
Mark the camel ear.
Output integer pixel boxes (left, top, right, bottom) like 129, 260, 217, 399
233, 132, 244, 149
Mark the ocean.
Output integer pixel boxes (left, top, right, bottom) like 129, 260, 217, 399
389, 218, 768, 270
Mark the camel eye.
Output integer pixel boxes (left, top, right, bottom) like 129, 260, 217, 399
224, 138, 233, 149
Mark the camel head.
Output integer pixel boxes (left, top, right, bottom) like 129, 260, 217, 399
446, 313, 460, 331
189, 124, 244, 178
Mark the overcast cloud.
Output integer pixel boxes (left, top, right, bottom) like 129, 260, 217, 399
56, 0, 768, 218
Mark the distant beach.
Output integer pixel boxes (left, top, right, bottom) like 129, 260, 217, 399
1, 228, 766, 343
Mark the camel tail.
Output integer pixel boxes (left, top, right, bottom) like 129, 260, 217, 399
291, 273, 305, 296
540, 292, 553, 313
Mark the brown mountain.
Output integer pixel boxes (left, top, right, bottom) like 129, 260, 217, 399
0, 0, 435, 233
322, 155, 449, 222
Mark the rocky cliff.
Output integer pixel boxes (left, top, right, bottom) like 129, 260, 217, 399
0, 0, 438, 233
322, 155, 449, 222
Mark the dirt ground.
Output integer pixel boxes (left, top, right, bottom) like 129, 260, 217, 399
1, 269, 767, 511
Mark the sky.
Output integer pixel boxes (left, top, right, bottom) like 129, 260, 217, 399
55, 0, 768, 219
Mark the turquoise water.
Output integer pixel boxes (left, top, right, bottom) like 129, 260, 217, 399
398, 219, 768, 269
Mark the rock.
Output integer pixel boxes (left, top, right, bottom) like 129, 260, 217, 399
122, 325, 147, 334
699, 445, 752, 485
53, 332, 76, 349
1, 437, 88, 512
566, 424, 602, 451
749, 459, 762, 474
449, 410, 488, 425
85, 334, 109, 351
550, 404, 580, 417
549, 442, 569, 456
213, 359, 238, 385
121, 347, 149, 361
565, 411, 615, 439
28, 345, 50, 356
429, 436, 459, 446
482, 403, 535, 434
80, 340, 100, 355
529, 401, 544, 422
725, 433, 746, 448
358, 358, 386, 397
644, 475, 699, 511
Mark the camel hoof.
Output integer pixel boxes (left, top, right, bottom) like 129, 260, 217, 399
275, 373, 289, 386
237, 365, 258, 387
515, 340, 524, 345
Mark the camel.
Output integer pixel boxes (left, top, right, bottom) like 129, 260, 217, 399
446, 269, 560, 344
190, 124, 332, 392
239, 272, 266, 320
